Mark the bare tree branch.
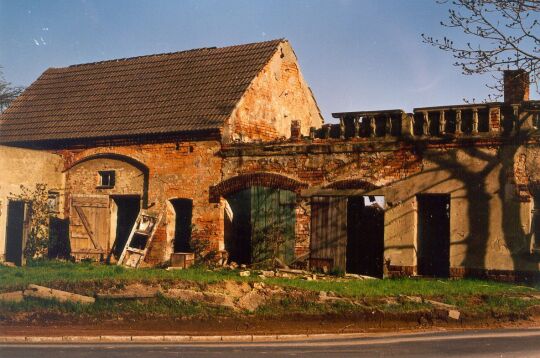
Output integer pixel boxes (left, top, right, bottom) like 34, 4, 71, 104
423, 0, 540, 101
0, 66, 24, 113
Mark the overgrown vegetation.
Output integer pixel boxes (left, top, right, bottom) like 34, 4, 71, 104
10, 184, 53, 260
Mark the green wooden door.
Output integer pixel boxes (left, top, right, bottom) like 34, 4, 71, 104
251, 186, 296, 265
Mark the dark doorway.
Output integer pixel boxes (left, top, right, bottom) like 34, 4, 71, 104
417, 194, 451, 277
171, 199, 193, 252
112, 196, 140, 259
346, 196, 385, 278
225, 189, 252, 265
5, 200, 25, 266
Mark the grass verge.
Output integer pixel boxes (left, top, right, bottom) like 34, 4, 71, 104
1, 260, 539, 325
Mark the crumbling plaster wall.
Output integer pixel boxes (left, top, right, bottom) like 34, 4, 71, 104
0, 145, 64, 261
381, 145, 531, 275
220, 139, 540, 276
67, 158, 145, 197
226, 41, 323, 142
57, 140, 224, 265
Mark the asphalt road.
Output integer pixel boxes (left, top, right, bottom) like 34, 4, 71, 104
3, 328, 540, 357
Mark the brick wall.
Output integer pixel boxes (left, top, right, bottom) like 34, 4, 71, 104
57, 140, 224, 265
218, 140, 424, 262
217, 136, 540, 278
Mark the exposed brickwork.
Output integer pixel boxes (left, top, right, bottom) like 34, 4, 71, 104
221, 141, 423, 188
385, 265, 416, 278
219, 141, 424, 263
325, 179, 380, 190
489, 107, 501, 132
504, 69, 530, 103
290, 120, 302, 140
209, 172, 308, 203
227, 42, 323, 142
294, 198, 311, 259
57, 140, 224, 265
450, 266, 540, 283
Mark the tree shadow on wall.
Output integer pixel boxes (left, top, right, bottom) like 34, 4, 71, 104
405, 128, 537, 277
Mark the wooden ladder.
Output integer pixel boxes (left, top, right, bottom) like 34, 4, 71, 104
117, 210, 161, 268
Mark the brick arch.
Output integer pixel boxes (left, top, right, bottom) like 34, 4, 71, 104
325, 178, 379, 191
64, 152, 149, 173
65, 152, 150, 207
209, 172, 308, 203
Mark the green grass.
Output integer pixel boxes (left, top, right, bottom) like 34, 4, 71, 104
0, 295, 230, 321
0, 260, 246, 292
264, 276, 537, 299
1, 260, 536, 299
1, 260, 539, 321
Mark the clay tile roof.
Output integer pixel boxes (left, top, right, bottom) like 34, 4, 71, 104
0, 39, 284, 144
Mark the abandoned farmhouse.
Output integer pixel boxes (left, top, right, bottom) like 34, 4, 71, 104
1, 39, 540, 280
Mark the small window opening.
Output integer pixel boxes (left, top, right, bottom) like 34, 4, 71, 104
47, 192, 60, 213
98, 170, 115, 188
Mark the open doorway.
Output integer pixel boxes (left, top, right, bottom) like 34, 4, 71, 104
346, 196, 385, 278
171, 198, 193, 253
111, 196, 140, 259
417, 194, 450, 277
5, 200, 26, 266
224, 189, 252, 265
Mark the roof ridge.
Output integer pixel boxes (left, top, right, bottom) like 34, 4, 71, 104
53, 38, 285, 70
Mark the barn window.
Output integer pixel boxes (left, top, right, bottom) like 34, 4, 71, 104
47, 192, 60, 213
98, 170, 115, 188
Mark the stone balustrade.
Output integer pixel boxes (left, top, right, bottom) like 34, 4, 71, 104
311, 102, 537, 141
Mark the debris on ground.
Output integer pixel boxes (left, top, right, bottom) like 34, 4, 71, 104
163, 288, 204, 301
23, 284, 95, 304
0, 291, 24, 303
95, 283, 160, 299
448, 309, 461, 320
425, 299, 461, 320
344, 273, 379, 280
239, 271, 250, 277
237, 291, 266, 312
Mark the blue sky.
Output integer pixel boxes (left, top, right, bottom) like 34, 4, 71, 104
0, 0, 533, 122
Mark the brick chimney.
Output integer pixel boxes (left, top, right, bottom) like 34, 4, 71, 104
290, 120, 301, 140
504, 69, 529, 103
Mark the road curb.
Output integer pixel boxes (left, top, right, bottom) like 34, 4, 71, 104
0, 333, 368, 344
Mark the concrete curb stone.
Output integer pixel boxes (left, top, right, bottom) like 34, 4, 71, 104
162, 335, 191, 342
130, 336, 166, 342
100, 335, 132, 342
220, 335, 253, 342
62, 336, 101, 342
0, 333, 370, 344
189, 335, 223, 342
252, 335, 278, 341
277, 334, 309, 340
0, 336, 26, 343
26, 336, 64, 343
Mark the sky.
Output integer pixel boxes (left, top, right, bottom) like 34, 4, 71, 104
0, 0, 535, 122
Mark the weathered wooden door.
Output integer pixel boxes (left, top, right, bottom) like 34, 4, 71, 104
70, 195, 110, 260
225, 186, 296, 266
310, 196, 348, 272
251, 186, 296, 265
